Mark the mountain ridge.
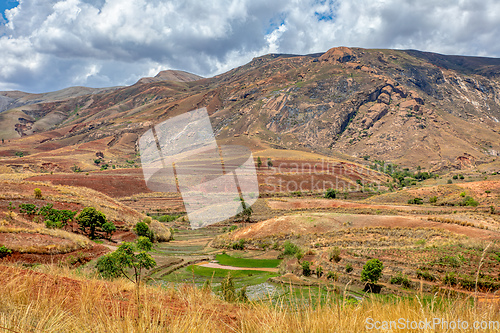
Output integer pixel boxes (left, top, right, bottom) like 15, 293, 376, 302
0, 47, 499, 173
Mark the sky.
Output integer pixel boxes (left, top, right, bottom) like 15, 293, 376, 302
1, 0, 500, 93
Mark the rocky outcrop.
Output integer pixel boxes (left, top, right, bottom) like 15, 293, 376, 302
319, 47, 356, 63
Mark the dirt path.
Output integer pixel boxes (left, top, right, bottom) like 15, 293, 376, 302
196, 261, 278, 272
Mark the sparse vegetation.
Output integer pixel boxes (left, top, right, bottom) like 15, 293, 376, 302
328, 246, 341, 262
0, 245, 12, 257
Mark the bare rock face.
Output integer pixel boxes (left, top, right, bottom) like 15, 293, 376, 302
319, 47, 355, 63
377, 92, 391, 105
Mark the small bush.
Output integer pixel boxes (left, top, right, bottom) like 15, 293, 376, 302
19, 203, 37, 215
301, 261, 311, 277
135, 222, 151, 238
447, 179, 452, 184
443, 272, 457, 285
461, 196, 479, 207
328, 246, 341, 262
316, 265, 323, 278
345, 263, 353, 273
324, 188, 337, 199
390, 273, 412, 288
283, 241, 300, 256
429, 196, 437, 204
232, 239, 245, 250
0, 245, 12, 257
408, 197, 423, 205
326, 271, 338, 281
102, 222, 116, 239
34, 188, 42, 199
416, 269, 436, 282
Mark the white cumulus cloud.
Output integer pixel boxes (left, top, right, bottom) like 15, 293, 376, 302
0, 0, 499, 92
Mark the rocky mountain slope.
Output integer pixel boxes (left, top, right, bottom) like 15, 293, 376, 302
1, 48, 500, 172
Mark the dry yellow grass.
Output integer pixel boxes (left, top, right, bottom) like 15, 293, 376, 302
1, 263, 499, 332
0, 226, 90, 254
0, 179, 146, 227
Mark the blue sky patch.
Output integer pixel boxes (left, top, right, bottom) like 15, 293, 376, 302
0, 0, 18, 22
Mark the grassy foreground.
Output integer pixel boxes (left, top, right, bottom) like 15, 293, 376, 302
1, 263, 499, 332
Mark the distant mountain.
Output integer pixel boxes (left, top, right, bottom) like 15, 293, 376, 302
136, 70, 203, 84
1, 48, 500, 172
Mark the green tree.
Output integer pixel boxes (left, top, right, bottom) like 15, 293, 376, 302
76, 207, 107, 239
257, 156, 262, 168
96, 237, 156, 313
267, 158, 273, 169
361, 259, 384, 284
102, 222, 116, 240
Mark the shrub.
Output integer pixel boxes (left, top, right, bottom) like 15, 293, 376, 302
461, 196, 479, 207
459, 174, 464, 180
135, 222, 151, 237
429, 196, 437, 204
19, 203, 37, 215
326, 271, 338, 281
34, 188, 42, 199
453, 175, 458, 180
329, 246, 341, 262
301, 261, 311, 277
416, 269, 436, 282
324, 188, 337, 199
408, 197, 423, 205
257, 157, 262, 168
232, 239, 245, 250
361, 259, 384, 283
38, 204, 77, 229
283, 241, 300, 256
0, 245, 12, 257
390, 273, 412, 288
102, 222, 116, 239
316, 265, 323, 278
447, 179, 452, 184
443, 272, 457, 285
345, 263, 353, 273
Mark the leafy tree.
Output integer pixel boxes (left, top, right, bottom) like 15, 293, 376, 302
102, 222, 116, 240
134, 222, 151, 237
361, 259, 384, 284
257, 156, 262, 168
236, 198, 252, 222
76, 207, 107, 239
267, 158, 273, 169
96, 237, 156, 312
34, 188, 43, 199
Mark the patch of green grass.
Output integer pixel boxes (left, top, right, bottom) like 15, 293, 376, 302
215, 254, 281, 268
188, 265, 270, 278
